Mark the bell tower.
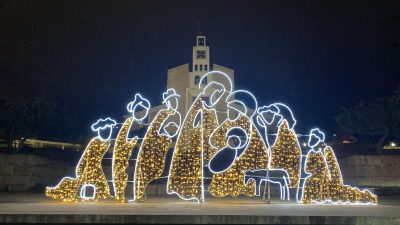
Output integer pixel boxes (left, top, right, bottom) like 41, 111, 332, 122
192, 35, 210, 75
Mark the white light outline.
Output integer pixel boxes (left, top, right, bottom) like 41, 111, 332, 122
207, 88, 272, 198
311, 146, 377, 205
91, 117, 117, 141
245, 169, 291, 200
79, 184, 96, 200
297, 128, 327, 203
47, 118, 115, 202
308, 128, 325, 148
268, 119, 302, 191
193, 110, 202, 128
199, 71, 233, 92
158, 88, 182, 138
166, 96, 204, 203
132, 89, 182, 202
167, 71, 234, 203
256, 103, 297, 150
298, 128, 377, 205
207, 87, 259, 175
226, 90, 258, 119
208, 126, 249, 174
46, 66, 378, 205
113, 93, 153, 202
127, 93, 151, 122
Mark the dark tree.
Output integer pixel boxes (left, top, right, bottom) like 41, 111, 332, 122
335, 86, 400, 152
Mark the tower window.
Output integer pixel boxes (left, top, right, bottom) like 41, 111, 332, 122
194, 64, 198, 71
201, 77, 207, 85
194, 75, 200, 85
199, 65, 203, 71
196, 50, 206, 59
204, 64, 208, 71
198, 38, 205, 46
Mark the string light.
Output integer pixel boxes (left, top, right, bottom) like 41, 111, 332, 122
300, 129, 377, 204
45, 70, 377, 205
134, 109, 176, 201
167, 98, 205, 202
208, 114, 269, 197
112, 117, 138, 202
270, 120, 301, 189
46, 118, 115, 202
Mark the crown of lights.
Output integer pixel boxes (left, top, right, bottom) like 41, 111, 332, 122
46, 71, 377, 205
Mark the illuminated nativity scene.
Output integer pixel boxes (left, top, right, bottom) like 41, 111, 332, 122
45, 71, 377, 205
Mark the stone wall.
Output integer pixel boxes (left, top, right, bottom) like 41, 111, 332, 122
1, 153, 399, 193
340, 155, 400, 188
0, 153, 75, 192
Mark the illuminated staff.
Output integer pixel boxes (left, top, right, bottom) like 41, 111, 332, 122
46, 118, 116, 202
167, 71, 232, 202
112, 94, 150, 202
208, 90, 269, 197
255, 104, 301, 201
133, 89, 182, 202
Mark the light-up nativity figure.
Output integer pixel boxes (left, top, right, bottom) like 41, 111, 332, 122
300, 129, 377, 204
46, 118, 116, 202
134, 89, 181, 202
208, 90, 269, 198
246, 103, 301, 201
112, 94, 150, 202
167, 71, 227, 202
45, 70, 377, 205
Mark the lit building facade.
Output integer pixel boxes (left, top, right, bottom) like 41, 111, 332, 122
146, 35, 235, 123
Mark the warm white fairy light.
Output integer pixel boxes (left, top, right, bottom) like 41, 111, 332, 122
45, 70, 377, 205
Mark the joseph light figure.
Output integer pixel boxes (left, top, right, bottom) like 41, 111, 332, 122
167, 72, 228, 202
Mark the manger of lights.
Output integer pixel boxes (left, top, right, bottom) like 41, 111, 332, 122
45, 71, 377, 204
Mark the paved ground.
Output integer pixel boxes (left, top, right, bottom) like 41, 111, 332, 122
0, 193, 400, 224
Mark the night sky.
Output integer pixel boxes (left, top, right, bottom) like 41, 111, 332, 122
1, 0, 399, 141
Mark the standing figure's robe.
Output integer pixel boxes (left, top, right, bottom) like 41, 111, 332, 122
269, 120, 302, 188
46, 138, 110, 202
167, 97, 218, 202
112, 117, 138, 201
201, 105, 219, 165
301, 150, 330, 204
208, 114, 269, 197
134, 109, 176, 201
